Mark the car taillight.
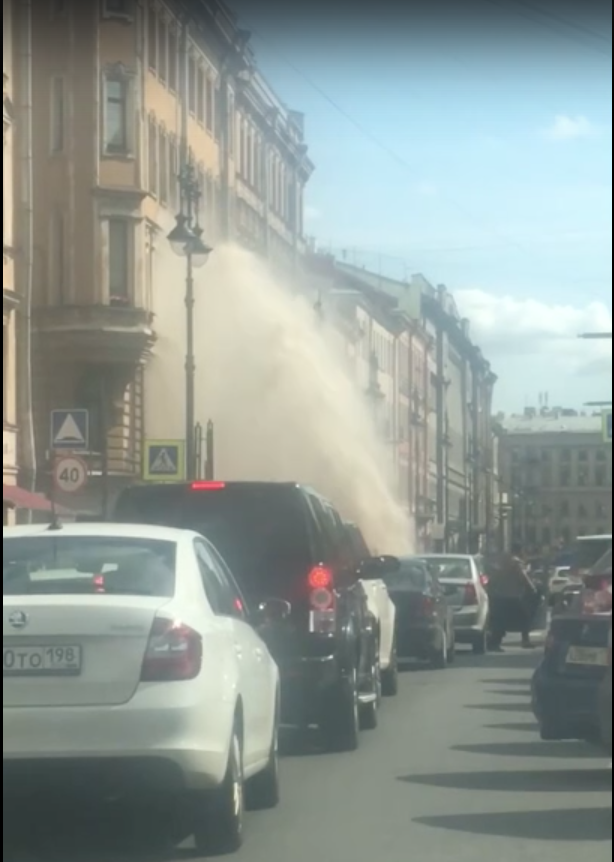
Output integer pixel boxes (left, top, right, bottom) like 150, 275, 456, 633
93, 574, 105, 592
464, 582, 478, 604
479, 574, 489, 587
308, 566, 335, 632
141, 618, 203, 682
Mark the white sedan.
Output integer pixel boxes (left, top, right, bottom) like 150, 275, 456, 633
3, 522, 282, 855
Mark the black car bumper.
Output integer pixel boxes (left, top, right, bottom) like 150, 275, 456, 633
277, 655, 346, 726
396, 621, 440, 660
532, 662, 603, 739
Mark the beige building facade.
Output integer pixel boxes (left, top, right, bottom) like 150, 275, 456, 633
499, 412, 612, 552
19, 0, 312, 511
3, 0, 18, 513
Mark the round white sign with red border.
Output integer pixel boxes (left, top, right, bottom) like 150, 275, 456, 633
53, 455, 88, 493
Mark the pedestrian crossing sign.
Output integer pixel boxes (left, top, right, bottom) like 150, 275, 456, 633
144, 440, 185, 482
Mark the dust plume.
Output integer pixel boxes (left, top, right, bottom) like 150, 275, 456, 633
146, 242, 413, 554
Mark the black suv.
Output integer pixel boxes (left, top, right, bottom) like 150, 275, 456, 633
114, 481, 389, 751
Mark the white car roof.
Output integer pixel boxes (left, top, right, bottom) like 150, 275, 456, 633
3, 523, 197, 544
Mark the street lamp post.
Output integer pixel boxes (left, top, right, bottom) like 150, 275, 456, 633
168, 161, 212, 480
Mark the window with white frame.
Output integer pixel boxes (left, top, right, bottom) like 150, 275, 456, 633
102, 68, 134, 156
148, 114, 158, 196
107, 218, 132, 306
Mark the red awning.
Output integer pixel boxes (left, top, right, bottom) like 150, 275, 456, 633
3, 484, 56, 512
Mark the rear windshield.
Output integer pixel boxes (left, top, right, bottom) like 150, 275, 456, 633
574, 537, 612, 571
383, 562, 428, 591
3, 536, 176, 597
419, 557, 472, 580
115, 485, 312, 603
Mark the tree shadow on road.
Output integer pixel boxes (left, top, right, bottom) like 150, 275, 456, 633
398, 767, 611, 793
481, 678, 532, 686
466, 702, 533, 713
450, 741, 604, 759
482, 722, 540, 733
413, 806, 611, 842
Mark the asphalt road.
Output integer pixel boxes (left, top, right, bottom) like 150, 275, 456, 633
4, 643, 611, 861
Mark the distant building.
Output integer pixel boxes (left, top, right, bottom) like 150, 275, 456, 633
499, 409, 612, 551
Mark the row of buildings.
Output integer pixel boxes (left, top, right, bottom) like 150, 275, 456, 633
5, 0, 608, 552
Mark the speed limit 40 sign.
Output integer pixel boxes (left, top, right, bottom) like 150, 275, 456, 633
53, 455, 88, 493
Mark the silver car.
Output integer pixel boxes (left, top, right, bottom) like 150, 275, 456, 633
418, 555, 490, 654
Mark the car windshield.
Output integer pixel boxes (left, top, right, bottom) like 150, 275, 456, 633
3, 536, 176, 597
420, 557, 472, 580
382, 561, 428, 591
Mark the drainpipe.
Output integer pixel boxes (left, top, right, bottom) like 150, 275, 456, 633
16, 0, 36, 509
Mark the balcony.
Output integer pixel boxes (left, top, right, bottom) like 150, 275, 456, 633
33, 304, 156, 365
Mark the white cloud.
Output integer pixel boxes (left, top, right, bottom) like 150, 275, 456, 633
455, 289, 611, 376
545, 115, 596, 141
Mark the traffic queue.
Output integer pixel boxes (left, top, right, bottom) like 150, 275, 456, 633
3, 479, 499, 856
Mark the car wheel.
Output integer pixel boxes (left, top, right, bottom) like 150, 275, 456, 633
381, 642, 399, 697
193, 726, 244, 855
246, 708, 280, 811
447, 631, 456, 663
359, 658, 380, 731
472, 631, 487, 655
431, 631, 448, 670
321, 669, 360, 752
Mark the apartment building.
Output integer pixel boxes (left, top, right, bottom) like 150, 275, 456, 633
499, 410, 612, 551
20, 0, 312, 511
3, 0, 18, 518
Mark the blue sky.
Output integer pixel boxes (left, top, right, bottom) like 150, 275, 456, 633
231, 1, 612, 410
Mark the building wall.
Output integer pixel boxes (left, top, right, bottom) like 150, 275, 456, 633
500, 414, 612, 552
3, 0, 18, 512
21, 1, 312, 511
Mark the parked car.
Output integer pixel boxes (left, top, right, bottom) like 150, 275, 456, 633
114, 481, 388, 751
344, 522, 398, 696
3, 523, 281, 855
417, 554, 489, 654
548, 566, 578, 604
599, 618, 611, 755
532, 607, 610, 743
380, 557, 455, 669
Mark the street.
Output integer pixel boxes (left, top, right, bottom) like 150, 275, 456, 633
4, 646, 611, 861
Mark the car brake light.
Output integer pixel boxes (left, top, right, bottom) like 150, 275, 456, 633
141, 618, 203, 682
479, 575, 489, 587
191, 481, 226, 491
307, 566, 335, 632
464, 582, 478, 604
93, 574, 105, 592
308, 566, 333, 590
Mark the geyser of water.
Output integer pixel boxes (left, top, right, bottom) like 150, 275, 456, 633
146, 243, 413, 555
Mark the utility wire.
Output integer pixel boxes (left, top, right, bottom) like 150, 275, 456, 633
250, 28, 610, 272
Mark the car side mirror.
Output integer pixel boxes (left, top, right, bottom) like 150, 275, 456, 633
359, 555, 401, 579
255, 598, 292, 625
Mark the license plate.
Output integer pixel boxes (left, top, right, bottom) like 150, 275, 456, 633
3, 645, 82, 676
566, 646, 608, 666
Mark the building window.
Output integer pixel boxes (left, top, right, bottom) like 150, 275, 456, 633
197, 67, 205, 125
147, 115, 158, 196
228, 92, 235, 156
168, 28, 178, 91
159, 129, 168, 204
103, 72, 133, 156
147, 3, 157, 72
188, 56, 197, 115
107, 219, 132, 306
50, 76, 65, 153
157, 14, 167, 83
102, 0, 133, 19
206, 77, 213, 132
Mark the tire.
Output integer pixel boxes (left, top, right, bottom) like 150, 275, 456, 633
246, 710, 280, 811
193, 726, 244, 856
359, 659, 380, 731
472, 631, 487, 655
321, 669, 360, 752
431, 631, 448, 670
539, 721, 565, 742
381, 642, 399, 697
